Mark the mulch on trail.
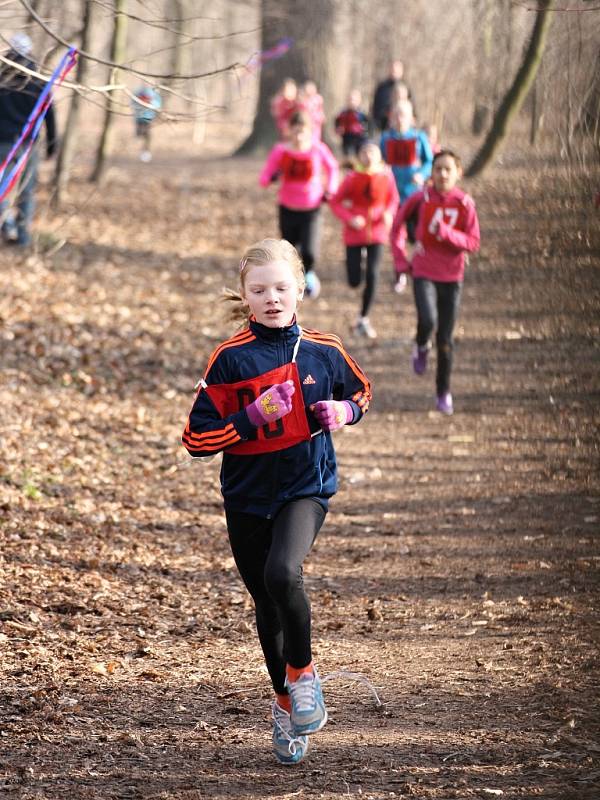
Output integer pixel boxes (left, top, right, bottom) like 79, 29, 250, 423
1, 131, 599, 799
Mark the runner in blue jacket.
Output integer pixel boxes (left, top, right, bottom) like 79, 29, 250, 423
182, 238, 371, 766
380, 99, 433, 202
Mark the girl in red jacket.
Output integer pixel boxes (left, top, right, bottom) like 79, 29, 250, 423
390, 150, 480, 415
330, 141, 399, 338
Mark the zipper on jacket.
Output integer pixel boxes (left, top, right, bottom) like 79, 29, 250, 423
266, 333, 288, 518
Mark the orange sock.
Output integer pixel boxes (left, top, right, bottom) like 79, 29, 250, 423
286, 662, 314, 683
275, 692, 292, 713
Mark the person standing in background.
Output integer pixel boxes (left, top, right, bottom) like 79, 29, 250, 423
0, 33, 58, 247
372, 60, 416, 132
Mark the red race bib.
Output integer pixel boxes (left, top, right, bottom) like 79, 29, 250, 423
338, 110, 363, 135
420, 198, 466, 248
385, 138, 417, 167
349, 172, 389, 206
281, 151, 313, 182
204, 362, 311, 455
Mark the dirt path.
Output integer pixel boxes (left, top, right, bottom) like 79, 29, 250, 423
1, 138, 599, 799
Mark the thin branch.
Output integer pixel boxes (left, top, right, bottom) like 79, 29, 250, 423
19, 0, 244, 81
0, 53, 231, 116
89, 0, 262, 42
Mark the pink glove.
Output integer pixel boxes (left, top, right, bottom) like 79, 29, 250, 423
311, 400, 353, 432
246, 380, 295, 427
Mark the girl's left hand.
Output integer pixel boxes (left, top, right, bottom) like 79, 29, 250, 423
412, 173, 424, 186
310, 400, 353, 432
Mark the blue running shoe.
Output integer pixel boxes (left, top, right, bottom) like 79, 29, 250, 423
272, 702, 309, 765
286, 668, 328, 736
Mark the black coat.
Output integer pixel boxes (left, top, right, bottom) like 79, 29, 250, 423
0, 51, 56, 154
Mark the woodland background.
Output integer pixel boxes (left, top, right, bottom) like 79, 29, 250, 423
1, 2, 599, 800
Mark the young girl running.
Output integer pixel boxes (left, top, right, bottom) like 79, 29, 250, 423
270, 78, 298, 140
330, 141, 399, 339
182, 238, 371, 765
334, 89, 370, 156
259, 111, 339, 299
391, 150, 480, 415
380, 100, 433, 204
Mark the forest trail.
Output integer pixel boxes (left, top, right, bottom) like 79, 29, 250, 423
1, 136, 599, 799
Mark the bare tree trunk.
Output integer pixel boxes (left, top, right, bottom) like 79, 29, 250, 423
89, 0, 128, 183
471, 0, 494, 134
51, 0, 93, 208
529, 82, 540, 146
466, 0, 555, 178
235, 0, 342, 155
162, 0, 190, 112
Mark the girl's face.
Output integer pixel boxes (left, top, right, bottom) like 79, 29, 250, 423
349, 90, 361, 109
290, 124, 312, 150
242, 260, 302, 328
432, 154, 461, 193
392, 104, 412, 132
358, 143, 381, 171
283, 81, 296, 100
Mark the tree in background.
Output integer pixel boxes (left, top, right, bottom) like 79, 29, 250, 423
467, 0, 555, 177
471, 0, 515, 135
162, 0, 191, 112
4, 0, 598, 188
89, 0, 128, 183
52, 0, 93, 207
236, 0, 350, 154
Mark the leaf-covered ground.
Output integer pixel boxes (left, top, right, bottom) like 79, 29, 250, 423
1, 127, 599, 799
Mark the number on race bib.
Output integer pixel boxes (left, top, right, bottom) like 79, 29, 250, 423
236, 386, 285, 441
428, 207, 459, 234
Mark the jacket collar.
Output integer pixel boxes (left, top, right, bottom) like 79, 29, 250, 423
249, 315, 300, 342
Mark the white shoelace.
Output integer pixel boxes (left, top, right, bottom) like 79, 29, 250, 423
287, 672, 318, 712
272, 702, 304, 756
321, 670, 383, 708
274, 670, 384, 755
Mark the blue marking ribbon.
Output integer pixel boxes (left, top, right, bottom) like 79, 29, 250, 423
0, 46, 77, 201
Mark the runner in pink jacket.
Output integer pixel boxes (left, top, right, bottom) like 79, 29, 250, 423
390, 184, 479, 282
390, 150, 480, 415
259, 111, 339, 298
330, 141, 398, 339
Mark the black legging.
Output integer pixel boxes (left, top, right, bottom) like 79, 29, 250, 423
413, 277, 462, 395
226, 498, 327, 694
278, 205, 322, 274
346, 243, 383, 317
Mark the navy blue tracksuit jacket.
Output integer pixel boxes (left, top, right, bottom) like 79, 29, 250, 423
182, 319, 371, 518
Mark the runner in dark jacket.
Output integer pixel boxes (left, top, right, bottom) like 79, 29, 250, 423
0, 33, 57, 246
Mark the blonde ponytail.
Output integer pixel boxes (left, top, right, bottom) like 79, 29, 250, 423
221, 287, 251, 326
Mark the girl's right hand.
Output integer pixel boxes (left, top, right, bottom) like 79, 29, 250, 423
350, 215, 366, 230
246, 381, 295, 427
